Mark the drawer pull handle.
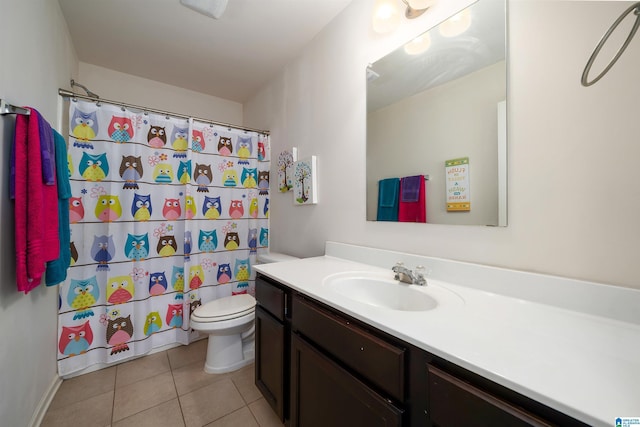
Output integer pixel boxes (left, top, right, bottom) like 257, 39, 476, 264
360, 347, 365, 351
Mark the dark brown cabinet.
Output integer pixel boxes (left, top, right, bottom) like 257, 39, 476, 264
255, 276, 290, 423
428, 365, 551, 427
290, 332, 403, 427
255, 273, 589, 427
255, 306, 286, 420
292, 294, 406, 402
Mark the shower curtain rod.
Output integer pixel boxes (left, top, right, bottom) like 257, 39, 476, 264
58, 88, 270, 136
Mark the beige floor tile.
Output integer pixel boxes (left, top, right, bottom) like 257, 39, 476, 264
112, 371, 177, 422
230, 365, 262, 404
41, 390, 113, 427
49, 366, 116, 410
180, 378, 245, 427
116, 351, 171, 388
204, 407, 259, 427
172, 359, 231, 396
112, 398, 185, 427
167, 338, 207, 370
248, 398, 285, 427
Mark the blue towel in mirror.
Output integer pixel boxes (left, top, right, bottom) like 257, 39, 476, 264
377, 178, 399, 221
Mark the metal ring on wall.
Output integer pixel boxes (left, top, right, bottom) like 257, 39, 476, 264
581, 2, 640, 87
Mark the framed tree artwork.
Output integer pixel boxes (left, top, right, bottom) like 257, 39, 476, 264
278, 147, 297, 192
293, 156, 318, 205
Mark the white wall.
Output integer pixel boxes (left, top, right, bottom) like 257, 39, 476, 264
0, 1, 78, 425
244, 0, 640, 290
367, 61, 506, 225
78, 62, 243, 126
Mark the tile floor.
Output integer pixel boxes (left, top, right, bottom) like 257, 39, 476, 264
41, 339, 284, 427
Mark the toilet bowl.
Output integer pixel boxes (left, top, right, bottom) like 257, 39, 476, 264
190, 251, 298, 374
190, 293, 256, 374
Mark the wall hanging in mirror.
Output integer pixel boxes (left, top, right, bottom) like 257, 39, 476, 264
445, 157, 470, 212
278, 147, 297, 192
293, 156, 318, 205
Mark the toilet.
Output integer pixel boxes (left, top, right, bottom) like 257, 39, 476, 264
190, 251, 299, 374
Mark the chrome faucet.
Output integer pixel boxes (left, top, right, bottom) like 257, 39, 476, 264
392, 262, 427, 286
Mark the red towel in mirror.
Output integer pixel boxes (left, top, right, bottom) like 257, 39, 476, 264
398, 175, 426, 223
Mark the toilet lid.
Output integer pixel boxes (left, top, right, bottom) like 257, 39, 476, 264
192, 294, 256, 321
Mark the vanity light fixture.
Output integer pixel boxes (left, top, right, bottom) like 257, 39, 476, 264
372, 0, 437, 34
404, 33, 432, 55
372, 0, 402, 34
403, 0, 437, 19
179, 0, 228, 19
439, 8, 472, 37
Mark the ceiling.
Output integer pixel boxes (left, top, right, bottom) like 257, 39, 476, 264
57, 0, 353, 103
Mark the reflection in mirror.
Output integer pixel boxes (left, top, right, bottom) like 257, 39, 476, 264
366, 0, 507, 226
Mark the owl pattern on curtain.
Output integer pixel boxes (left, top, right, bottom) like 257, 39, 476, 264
57, 99, 270, 376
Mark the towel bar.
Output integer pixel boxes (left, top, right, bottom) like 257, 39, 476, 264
0, 99, 30, 115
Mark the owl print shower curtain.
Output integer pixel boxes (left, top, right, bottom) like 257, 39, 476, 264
57, 99, 270, 376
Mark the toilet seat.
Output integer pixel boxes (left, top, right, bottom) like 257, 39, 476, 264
191, 294, 256, 323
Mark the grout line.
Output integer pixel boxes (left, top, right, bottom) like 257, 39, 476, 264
112, 389, 178, 424
111, 365, 118, 426
169, 351, 188, 426
111, 352, 178, 424
246, 399, 264, 427
229, 375, 248, 406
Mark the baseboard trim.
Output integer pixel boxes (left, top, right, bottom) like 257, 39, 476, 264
30, 374, 62, 427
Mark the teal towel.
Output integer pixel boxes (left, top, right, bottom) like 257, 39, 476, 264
377, 178, 399, 221
46, 131, 71, 286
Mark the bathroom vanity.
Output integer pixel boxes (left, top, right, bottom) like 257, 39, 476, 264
254, 242, 640, 427
256, 273, 586, 426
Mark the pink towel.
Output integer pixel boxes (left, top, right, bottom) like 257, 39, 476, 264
13, 109, 60, 293
398, 175, 426, 223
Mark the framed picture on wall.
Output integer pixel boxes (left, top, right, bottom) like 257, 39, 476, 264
293, 156, 318, 205
278, 147, 297, 192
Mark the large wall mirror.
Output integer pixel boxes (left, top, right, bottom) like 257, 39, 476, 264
366, 0, 507, 226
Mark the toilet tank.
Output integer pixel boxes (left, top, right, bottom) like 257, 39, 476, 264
256, 251, 299, 264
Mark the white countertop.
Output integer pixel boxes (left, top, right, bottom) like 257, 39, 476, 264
254, 253, 640, 427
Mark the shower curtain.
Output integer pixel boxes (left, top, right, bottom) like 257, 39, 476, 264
57, 99, 270, 376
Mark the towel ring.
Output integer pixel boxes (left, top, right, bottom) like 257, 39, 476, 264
582, 2, 640, 87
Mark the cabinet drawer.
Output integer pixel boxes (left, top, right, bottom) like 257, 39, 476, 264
292, 295, 405, 402
428, 365, 552, 427
256, 276, 286, 321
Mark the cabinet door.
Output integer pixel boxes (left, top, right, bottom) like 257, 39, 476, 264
255, 306, 286, 421
428, 365, 552, 427
290, 333, 403, 427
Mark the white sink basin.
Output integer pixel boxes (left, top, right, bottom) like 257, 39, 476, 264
323, 271, 463, 312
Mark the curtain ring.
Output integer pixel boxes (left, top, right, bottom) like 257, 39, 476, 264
581, 2, 640, 87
